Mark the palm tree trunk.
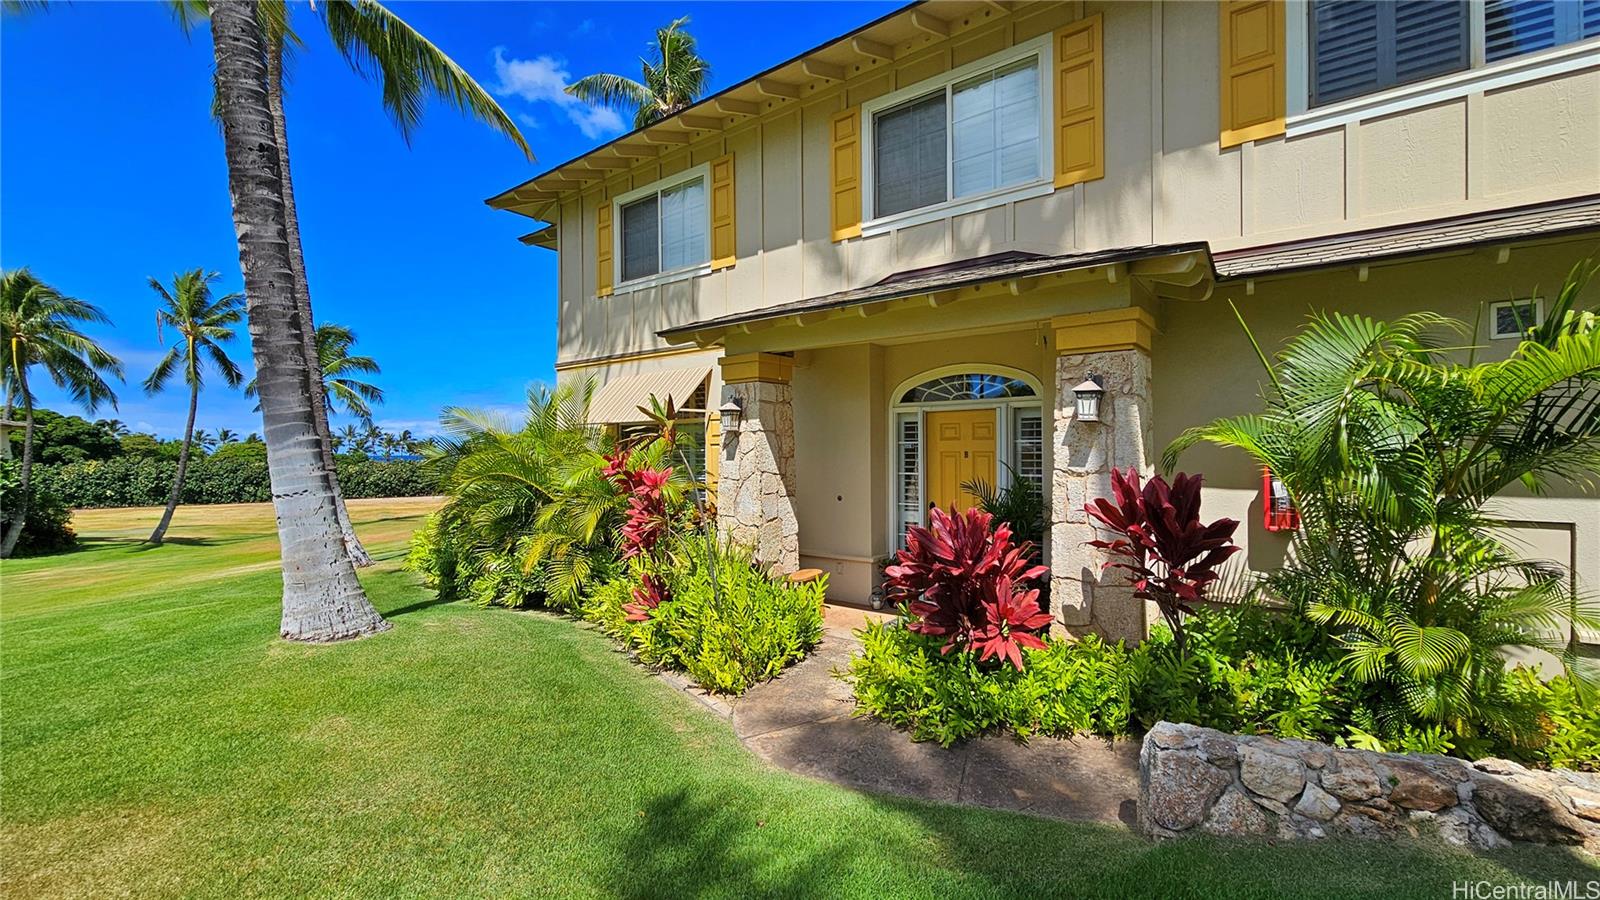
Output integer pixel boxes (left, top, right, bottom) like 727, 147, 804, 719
0, 367, 36, 559
265, 41, 373, 567
209, 0, 387, 642
147, 378, 200, 546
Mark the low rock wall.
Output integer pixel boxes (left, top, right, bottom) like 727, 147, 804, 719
1140, 721, 1600, 853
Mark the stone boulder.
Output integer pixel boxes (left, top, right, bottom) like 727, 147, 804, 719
1138, 722, 1600, 854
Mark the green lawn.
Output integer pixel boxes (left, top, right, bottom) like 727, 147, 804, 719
3, 500, 1595, 898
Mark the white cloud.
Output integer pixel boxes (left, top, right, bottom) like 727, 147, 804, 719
491, 47, 627, 140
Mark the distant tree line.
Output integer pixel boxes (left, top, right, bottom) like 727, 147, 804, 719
13, 409, 436, 511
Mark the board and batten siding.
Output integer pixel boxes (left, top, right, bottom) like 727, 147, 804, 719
553, 0, 1600, 369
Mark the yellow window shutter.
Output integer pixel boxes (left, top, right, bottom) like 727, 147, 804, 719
1219, 0, 1286, 148
595, 201, 614, 298
1053, 14, 1104, 189
710, 153, 736, 271
704, 412, 720, 491
830, 107, 862, 241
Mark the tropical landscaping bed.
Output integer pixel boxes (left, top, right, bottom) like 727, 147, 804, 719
405, 392, 825, 695
6, 500, 1598, 898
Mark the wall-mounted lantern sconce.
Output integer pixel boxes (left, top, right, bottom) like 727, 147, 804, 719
719, 398, 744, 430
1073, 375, 1105, 422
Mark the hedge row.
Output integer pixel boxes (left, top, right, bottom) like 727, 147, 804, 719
33, 457, 437, 508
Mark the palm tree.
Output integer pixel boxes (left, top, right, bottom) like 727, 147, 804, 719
246, 323, 384, 422
97, 418, 131, 437
566, 17, 710, 129
216, 427, 240, 444
196, 0, 530, 641
0, 269, 122, 558
144, 270, 245, 545
339, 423, 362, 455
361, 422, 383, 456
316, 324, 384, 421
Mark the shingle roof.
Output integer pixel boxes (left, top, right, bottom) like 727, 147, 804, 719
658, 243, 1209, 341
1213, 194, 1600, 278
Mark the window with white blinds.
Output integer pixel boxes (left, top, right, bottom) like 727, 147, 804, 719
874, 94, 948, 218
617, 172, 708, 284
1485, 0, 1600, 63
1310, 1, 1469, 106
870, 55, 1043, 220
1011, 410, 1044, 489
894, 413, 921, 547
952, 60, 1042, 198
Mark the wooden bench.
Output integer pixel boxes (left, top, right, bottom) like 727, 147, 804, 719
786, 568, 827, 615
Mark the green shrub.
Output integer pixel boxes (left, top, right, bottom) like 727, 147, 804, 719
1506, 668, 1600, 769
846, 618, 1132, 746
34, 456, 434, 508
847, 603, 1598, 766
0, 459, 76, 556
583, 536, 825, 694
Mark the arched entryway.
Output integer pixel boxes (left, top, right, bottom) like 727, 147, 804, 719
888, 366, 1044, 547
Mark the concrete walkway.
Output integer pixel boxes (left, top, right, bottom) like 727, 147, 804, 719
729, 609, 1141, 827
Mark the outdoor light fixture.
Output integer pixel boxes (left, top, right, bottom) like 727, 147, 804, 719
1072, 375, 1105, 422
719, 398, 744, 429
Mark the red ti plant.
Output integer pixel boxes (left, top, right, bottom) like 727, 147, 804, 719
602, 448, 677, 620
623, 573, 669, 622
885, 507, 1051, 671
1084, 468, 1240, 656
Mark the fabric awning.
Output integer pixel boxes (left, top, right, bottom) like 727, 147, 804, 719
586, 366, 710, 424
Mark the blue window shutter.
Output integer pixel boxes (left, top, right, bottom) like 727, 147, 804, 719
1392, 1, 1469, 82
1585, 0, 1600, 38
1311, 1, 1468, 107
1312, 1, 1382, 104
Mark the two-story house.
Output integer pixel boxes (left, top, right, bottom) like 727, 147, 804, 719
488, 0, 1600, 642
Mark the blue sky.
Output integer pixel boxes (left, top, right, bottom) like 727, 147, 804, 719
1, 1, 899, 438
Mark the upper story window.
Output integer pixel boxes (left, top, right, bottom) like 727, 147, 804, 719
1485, 0, 1600, 62
616, 165, 709, 286
861, 34, 1052, 230
1310, 1, 1469, 106
1308, 1, 1600, 108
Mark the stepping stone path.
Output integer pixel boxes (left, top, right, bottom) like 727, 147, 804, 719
728, 610, 1141, 827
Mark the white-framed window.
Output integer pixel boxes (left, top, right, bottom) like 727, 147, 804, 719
613, 164, 711, 290
1287, 0, 1600, 135
860, 34, 1054, 236
1489, 297, 1544, 339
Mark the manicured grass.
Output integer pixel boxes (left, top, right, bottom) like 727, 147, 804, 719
3, 500, 1595, 898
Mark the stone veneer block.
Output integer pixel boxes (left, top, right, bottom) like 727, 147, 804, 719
1140, 721, 1600, 854
717, 380, 799, 574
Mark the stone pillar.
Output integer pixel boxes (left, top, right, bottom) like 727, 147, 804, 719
716, 352, 799, 574
1049, 308, 1156, 642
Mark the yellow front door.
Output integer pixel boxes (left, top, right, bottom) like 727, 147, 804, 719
924, 409, 997, 516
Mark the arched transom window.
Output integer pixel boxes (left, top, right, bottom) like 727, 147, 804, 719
899, 373, 1036, 403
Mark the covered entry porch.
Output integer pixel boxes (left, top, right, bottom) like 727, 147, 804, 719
659, 244, 1213, 641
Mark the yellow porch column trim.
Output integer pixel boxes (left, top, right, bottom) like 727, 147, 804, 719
719, 352, 794, 384
1051, 308, 1156, 355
